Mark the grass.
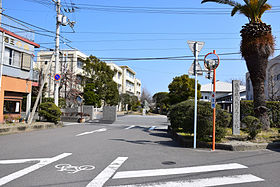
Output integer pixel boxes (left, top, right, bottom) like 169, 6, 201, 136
223, 128, 280, 143
174, 127, 280, 143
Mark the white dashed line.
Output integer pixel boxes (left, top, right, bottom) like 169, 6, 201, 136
76, 128, 107, 137
125, 125, 135, 130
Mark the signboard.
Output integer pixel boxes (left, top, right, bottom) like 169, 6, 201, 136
54, 74, 61, 81
76, 95, 83, 104
211, 92, 216, 109
187, 41, 205, 56
188, 60, 203, 76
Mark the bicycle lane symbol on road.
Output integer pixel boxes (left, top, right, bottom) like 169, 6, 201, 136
55, 164, 95, 174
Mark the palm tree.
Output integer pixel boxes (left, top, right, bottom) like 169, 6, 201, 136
201, 0, 274, 130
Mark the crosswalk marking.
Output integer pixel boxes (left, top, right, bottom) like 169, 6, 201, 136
0, 153, 72, 186
111, 174, 264, 187
86, 157, 128, 187
113, 163, 247, 179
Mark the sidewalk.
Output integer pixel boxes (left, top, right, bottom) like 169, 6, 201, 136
0, 122, 63, 135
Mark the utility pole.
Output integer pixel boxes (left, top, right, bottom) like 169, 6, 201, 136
54, 0, 61, 106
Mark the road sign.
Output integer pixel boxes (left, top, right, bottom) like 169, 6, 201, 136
187, 41, 205, 56
76, 95, 83, 104
188, 60, 203, 76
54, 73, 61, 81
211, 92, 216, 109
204, 52, 220, 71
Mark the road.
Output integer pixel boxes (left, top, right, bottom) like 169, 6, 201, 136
0, 115, 279, 187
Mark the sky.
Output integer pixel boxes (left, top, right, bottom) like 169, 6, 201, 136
3, 0, 280, 95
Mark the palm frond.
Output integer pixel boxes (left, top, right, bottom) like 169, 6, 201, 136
231, 4, 242, 16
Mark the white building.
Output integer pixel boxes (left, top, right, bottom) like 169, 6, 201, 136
246, 55, 280, 101
36, 51, 142, 107
201, 81, 246, 112
35, 50, 88, 98
107, 64, 142, 98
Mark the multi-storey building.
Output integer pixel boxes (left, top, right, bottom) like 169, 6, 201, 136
107, 63, 123, 93
119, 66, 141, 97
36, 51, 142, 107
107, 64, 142, 98
246, 55, 280, 101
0, 27, 40, 123
35, 50, 88, 98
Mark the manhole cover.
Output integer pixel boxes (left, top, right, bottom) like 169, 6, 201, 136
161, 161, 176, 165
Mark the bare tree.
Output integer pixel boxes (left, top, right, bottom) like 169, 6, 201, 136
140, 87, 152, 104
267, 74, 280, 101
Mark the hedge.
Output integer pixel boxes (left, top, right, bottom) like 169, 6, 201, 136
168, 100, 231, 142
38, 102, 62, 124
240, 100, 280, 128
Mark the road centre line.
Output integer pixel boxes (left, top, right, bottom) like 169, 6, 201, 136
112, 163, 247, 179
0, 153, 72, 186
86, 157, 128, 187
125, 125, 135, 130
76, 128, 107, 136
111, 174, 264, 187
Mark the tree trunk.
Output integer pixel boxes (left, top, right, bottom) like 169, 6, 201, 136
245, 55, 270, 130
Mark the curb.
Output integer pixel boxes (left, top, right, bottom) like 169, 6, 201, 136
0, 122, 63, 135
167, 126, 280, 151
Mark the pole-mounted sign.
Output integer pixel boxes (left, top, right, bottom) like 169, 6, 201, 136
204, 50, 220, 151
187, 41, 205, 149
54, 73, 61, 81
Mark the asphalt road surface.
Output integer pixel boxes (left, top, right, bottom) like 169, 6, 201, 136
0, 115, 279, 187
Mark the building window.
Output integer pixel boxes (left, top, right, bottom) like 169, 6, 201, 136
4, 47, 31, 70
277, 74, 280, 81
4, 47, 13, 65
205, 96, 208, 99
4, 100, 21, 114
77, 59, 83, 69
21, 53, 31, 70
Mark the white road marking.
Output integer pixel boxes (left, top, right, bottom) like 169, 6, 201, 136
86, 157, 128, 187
148, 126, 156, 131
76, 128, 107, 136
111, 174, 264, 187
0, 153, 72, 186
125, 125, 135, 130
113, 163, 247, 179
0, 158, 47, 164
55, 164, 95, 174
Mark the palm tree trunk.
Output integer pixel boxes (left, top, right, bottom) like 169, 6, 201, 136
244, 55, 270, 130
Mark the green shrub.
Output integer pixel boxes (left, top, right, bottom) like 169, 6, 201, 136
240, 100, 280, 128
42, 98, 66, 109
38, 102, 62, 124
168, 100, 230, 141
242, 116, 262, 140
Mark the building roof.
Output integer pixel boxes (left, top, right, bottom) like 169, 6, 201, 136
120, 65, 136, 75
0, 27, 40, 48
201, 81, 246, 93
